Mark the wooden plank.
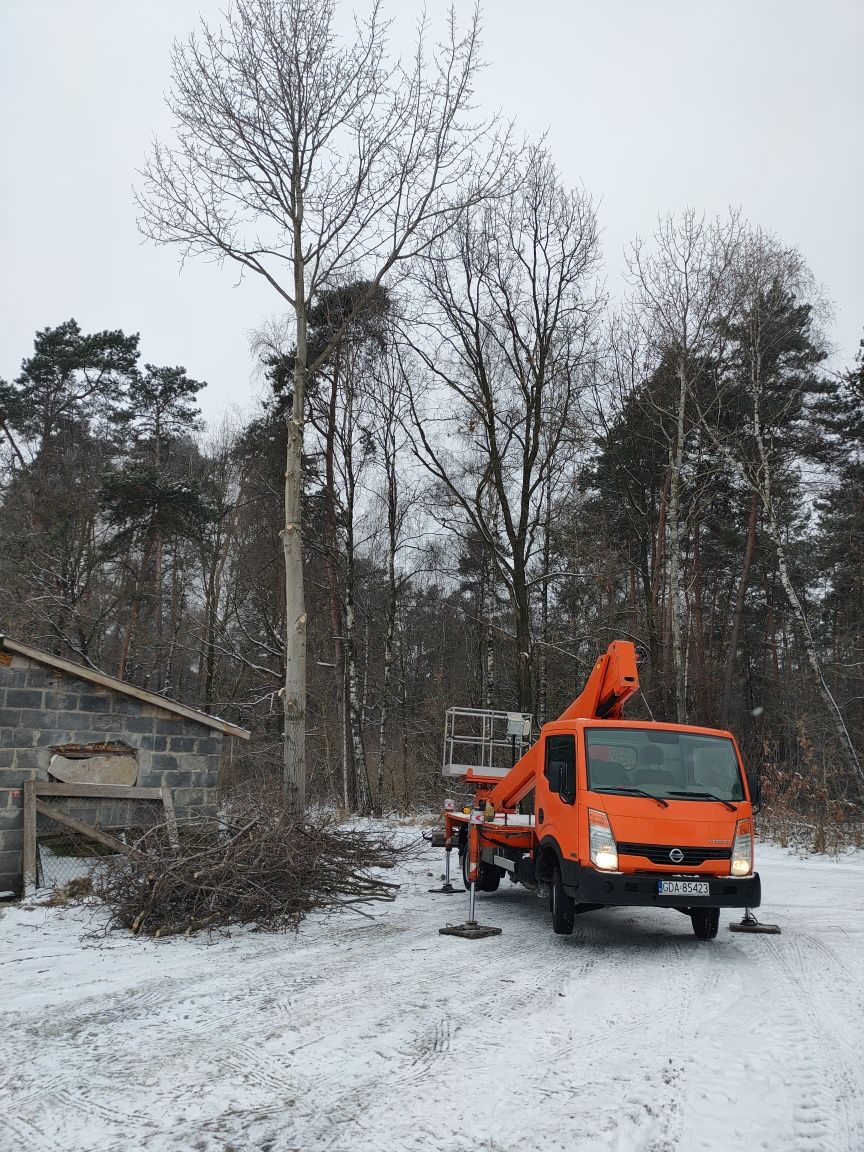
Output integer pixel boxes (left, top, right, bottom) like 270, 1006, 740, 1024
160, 786, 179, 851
22, 779, 37, 896
34, 799, 133, 857
34, 782, 163, 800
2, 637, 250, 739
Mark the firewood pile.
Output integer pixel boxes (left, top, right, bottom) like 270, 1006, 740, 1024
92, 797, 410, 937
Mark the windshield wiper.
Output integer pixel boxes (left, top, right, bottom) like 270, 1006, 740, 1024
666, 790, 737, 812
592, 787, 669, 809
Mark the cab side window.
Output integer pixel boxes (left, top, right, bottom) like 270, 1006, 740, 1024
545, 734, 576, 805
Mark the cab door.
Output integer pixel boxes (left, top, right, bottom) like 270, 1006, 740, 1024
538, 732, 578, 858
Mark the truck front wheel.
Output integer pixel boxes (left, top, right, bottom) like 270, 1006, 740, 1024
551, 865, 575, 935
690, 907, 720, 939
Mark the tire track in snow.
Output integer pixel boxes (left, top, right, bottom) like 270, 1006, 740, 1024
678, 928, 864, 1152
0, 1113, 58, 1152
763, 933, 864, 1152
53, 1084, 163, 1135
403, 1016, 454, 1082
452, 904, 720, 1152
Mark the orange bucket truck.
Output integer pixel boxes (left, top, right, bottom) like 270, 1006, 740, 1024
437, 641, 762, 940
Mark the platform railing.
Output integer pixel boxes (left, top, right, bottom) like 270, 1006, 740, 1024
442, 706, 534, 778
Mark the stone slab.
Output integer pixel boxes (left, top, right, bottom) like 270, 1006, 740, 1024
48, 754, 138, 786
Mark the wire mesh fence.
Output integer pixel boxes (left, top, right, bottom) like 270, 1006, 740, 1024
34, 797, 169, 891
37, 830, 114, 889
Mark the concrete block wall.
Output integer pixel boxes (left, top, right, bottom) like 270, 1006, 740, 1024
0, 652, 223, 894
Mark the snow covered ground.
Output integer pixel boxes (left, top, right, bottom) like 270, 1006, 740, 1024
1, 838, 863, 1152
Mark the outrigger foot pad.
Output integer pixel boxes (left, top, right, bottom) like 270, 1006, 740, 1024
428, 883, 466, 894
439, 921, 502, 939
729, 909, 781, 934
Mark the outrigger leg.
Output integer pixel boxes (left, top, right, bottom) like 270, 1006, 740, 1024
439, 881, 502, 939
428, 840, 465, 894
438, 818, 502, 939
729, 908, 781, 934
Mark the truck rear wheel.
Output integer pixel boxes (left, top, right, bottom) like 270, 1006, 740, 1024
551, 865, 575, 935
690, 907, 720, 939
461, 852, 501, 892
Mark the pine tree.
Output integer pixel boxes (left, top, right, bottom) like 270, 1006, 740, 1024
815, 338, 864, 757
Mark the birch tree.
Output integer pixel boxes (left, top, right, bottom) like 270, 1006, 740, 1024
625, 210, 742, 721
138, 0, 508, 811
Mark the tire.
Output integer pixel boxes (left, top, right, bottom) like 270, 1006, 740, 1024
690, 907, 720, 940
461, 851, 502, 892
550, 865, 575, 935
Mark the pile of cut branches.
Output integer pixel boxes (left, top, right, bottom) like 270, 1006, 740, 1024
92, 801, 410, 937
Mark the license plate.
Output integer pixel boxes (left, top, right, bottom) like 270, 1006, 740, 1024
657, 880, 710, 896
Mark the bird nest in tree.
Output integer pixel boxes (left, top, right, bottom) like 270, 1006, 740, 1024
92, 797, 410, 938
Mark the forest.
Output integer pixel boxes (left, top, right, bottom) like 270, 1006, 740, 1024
0, 1, 861, 840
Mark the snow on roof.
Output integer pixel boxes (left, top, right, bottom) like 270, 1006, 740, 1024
1, 636, 251, 740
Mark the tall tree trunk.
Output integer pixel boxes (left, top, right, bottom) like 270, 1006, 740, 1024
667, 363, 688, 722
513, 571, 533, 714
691, 502, 708, 722
538, 485, 551, 727
375, 457, 398, 815
154, 529, 164, 651
202, 550, 219, 713
162, 546, 180, 694
283, 245, 308, 814
650, 472, 670, 695
323, 351, 349, 797
341, 659, 354, 811
361, 606, 370, 730
344, 580, 370, 812
397, 606, 410, 809
721, 493, 758, 725
117, 531, 156, 681
342, 389, 370, 814
483, 551, 495, 709
628, 561, 639, 634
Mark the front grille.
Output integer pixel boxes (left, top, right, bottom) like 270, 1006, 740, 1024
618, 842, 731, 867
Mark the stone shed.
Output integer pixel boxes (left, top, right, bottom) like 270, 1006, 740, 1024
0, 635, 250, 895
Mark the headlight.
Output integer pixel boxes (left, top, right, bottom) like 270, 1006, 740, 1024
730, 817, 753, 877
589, 808, 618, 871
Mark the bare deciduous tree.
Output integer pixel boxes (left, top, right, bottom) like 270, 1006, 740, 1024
404, 146, 600, 712
138, 0, 508, 810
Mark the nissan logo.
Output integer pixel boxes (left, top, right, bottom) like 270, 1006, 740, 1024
669, 848, 684, 863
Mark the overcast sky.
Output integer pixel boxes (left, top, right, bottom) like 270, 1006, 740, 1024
1, 0, 861, 424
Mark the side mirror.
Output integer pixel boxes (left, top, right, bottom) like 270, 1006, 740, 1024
546, 762, 562, 793
747, 771, 761, 812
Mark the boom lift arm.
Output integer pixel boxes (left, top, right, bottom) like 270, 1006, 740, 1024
484, 640, 640, 812
558, 640, 639, 723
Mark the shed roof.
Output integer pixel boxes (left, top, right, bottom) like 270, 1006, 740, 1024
1, 636, 251, 740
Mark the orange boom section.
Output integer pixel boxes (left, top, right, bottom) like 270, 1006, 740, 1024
484, 640, 640, 813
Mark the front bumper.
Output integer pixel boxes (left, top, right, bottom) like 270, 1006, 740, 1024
561, 861, 761, 908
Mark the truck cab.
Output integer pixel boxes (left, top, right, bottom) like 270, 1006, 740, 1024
533, 717, 760, 937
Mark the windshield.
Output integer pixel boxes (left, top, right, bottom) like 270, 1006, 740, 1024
585, 727, 744, 803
